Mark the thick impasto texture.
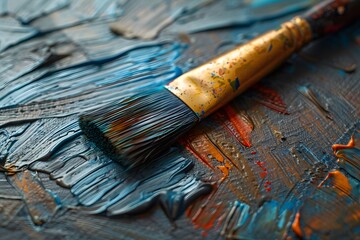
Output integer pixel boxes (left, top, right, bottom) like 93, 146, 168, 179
0, 0, 359, 239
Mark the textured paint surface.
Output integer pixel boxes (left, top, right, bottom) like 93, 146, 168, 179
0, 0, 359, 239
110, 0, 211, 39
220, 132, 360, 239
0, 0, 69, 24
166, 0, 322, 34
213, 104, 254, 147
9, 171, 59, 225
221, 200, 293, 239
333, 130, 360, 180
252, 85, 289, 114
0, 16, 37, 52
298, 85, 332, 119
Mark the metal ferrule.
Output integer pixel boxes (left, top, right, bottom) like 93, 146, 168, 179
166, 17, 312, 119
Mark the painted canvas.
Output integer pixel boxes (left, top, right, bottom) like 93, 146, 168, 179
0, 0, 359, 239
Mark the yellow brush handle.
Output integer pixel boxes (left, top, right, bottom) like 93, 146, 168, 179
166, 17, 312, 119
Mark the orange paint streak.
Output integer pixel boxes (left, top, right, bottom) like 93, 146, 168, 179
318, 170, 352, 196
191, 203, 225, 231
183, 143, 215, 171
182, 129, 235, 180
217, 166, 228, 179
217, 161, 232, 181
10, 171, 57, 225
292, 212, 303, 238
0, 163, 20, 175
190, 133, 225, 163
332, 135, 355, 153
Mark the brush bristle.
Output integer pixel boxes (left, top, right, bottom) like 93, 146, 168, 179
79, 88, 199, 167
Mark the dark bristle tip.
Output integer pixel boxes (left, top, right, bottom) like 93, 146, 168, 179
79, 88, 199, 168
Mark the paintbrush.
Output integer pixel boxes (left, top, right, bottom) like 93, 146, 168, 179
79, 0, 360, 168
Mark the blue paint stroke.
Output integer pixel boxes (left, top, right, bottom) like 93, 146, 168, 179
0, 16, 38, 52
230, 77, 240, 91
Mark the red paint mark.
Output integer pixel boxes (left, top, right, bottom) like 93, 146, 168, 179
251, 151, 257, 155
203, 206, 224, 230
213, 105, 253, 147
259, 171, 267, 178
256, 161, 272, 191
224, 105, 253, 147
186, 186, 225, 237
292, 212, 303, 238
256, 161, 267, 172
264, 180, 271, 192
191, 203, 225, 231
252, 85, 289, 115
